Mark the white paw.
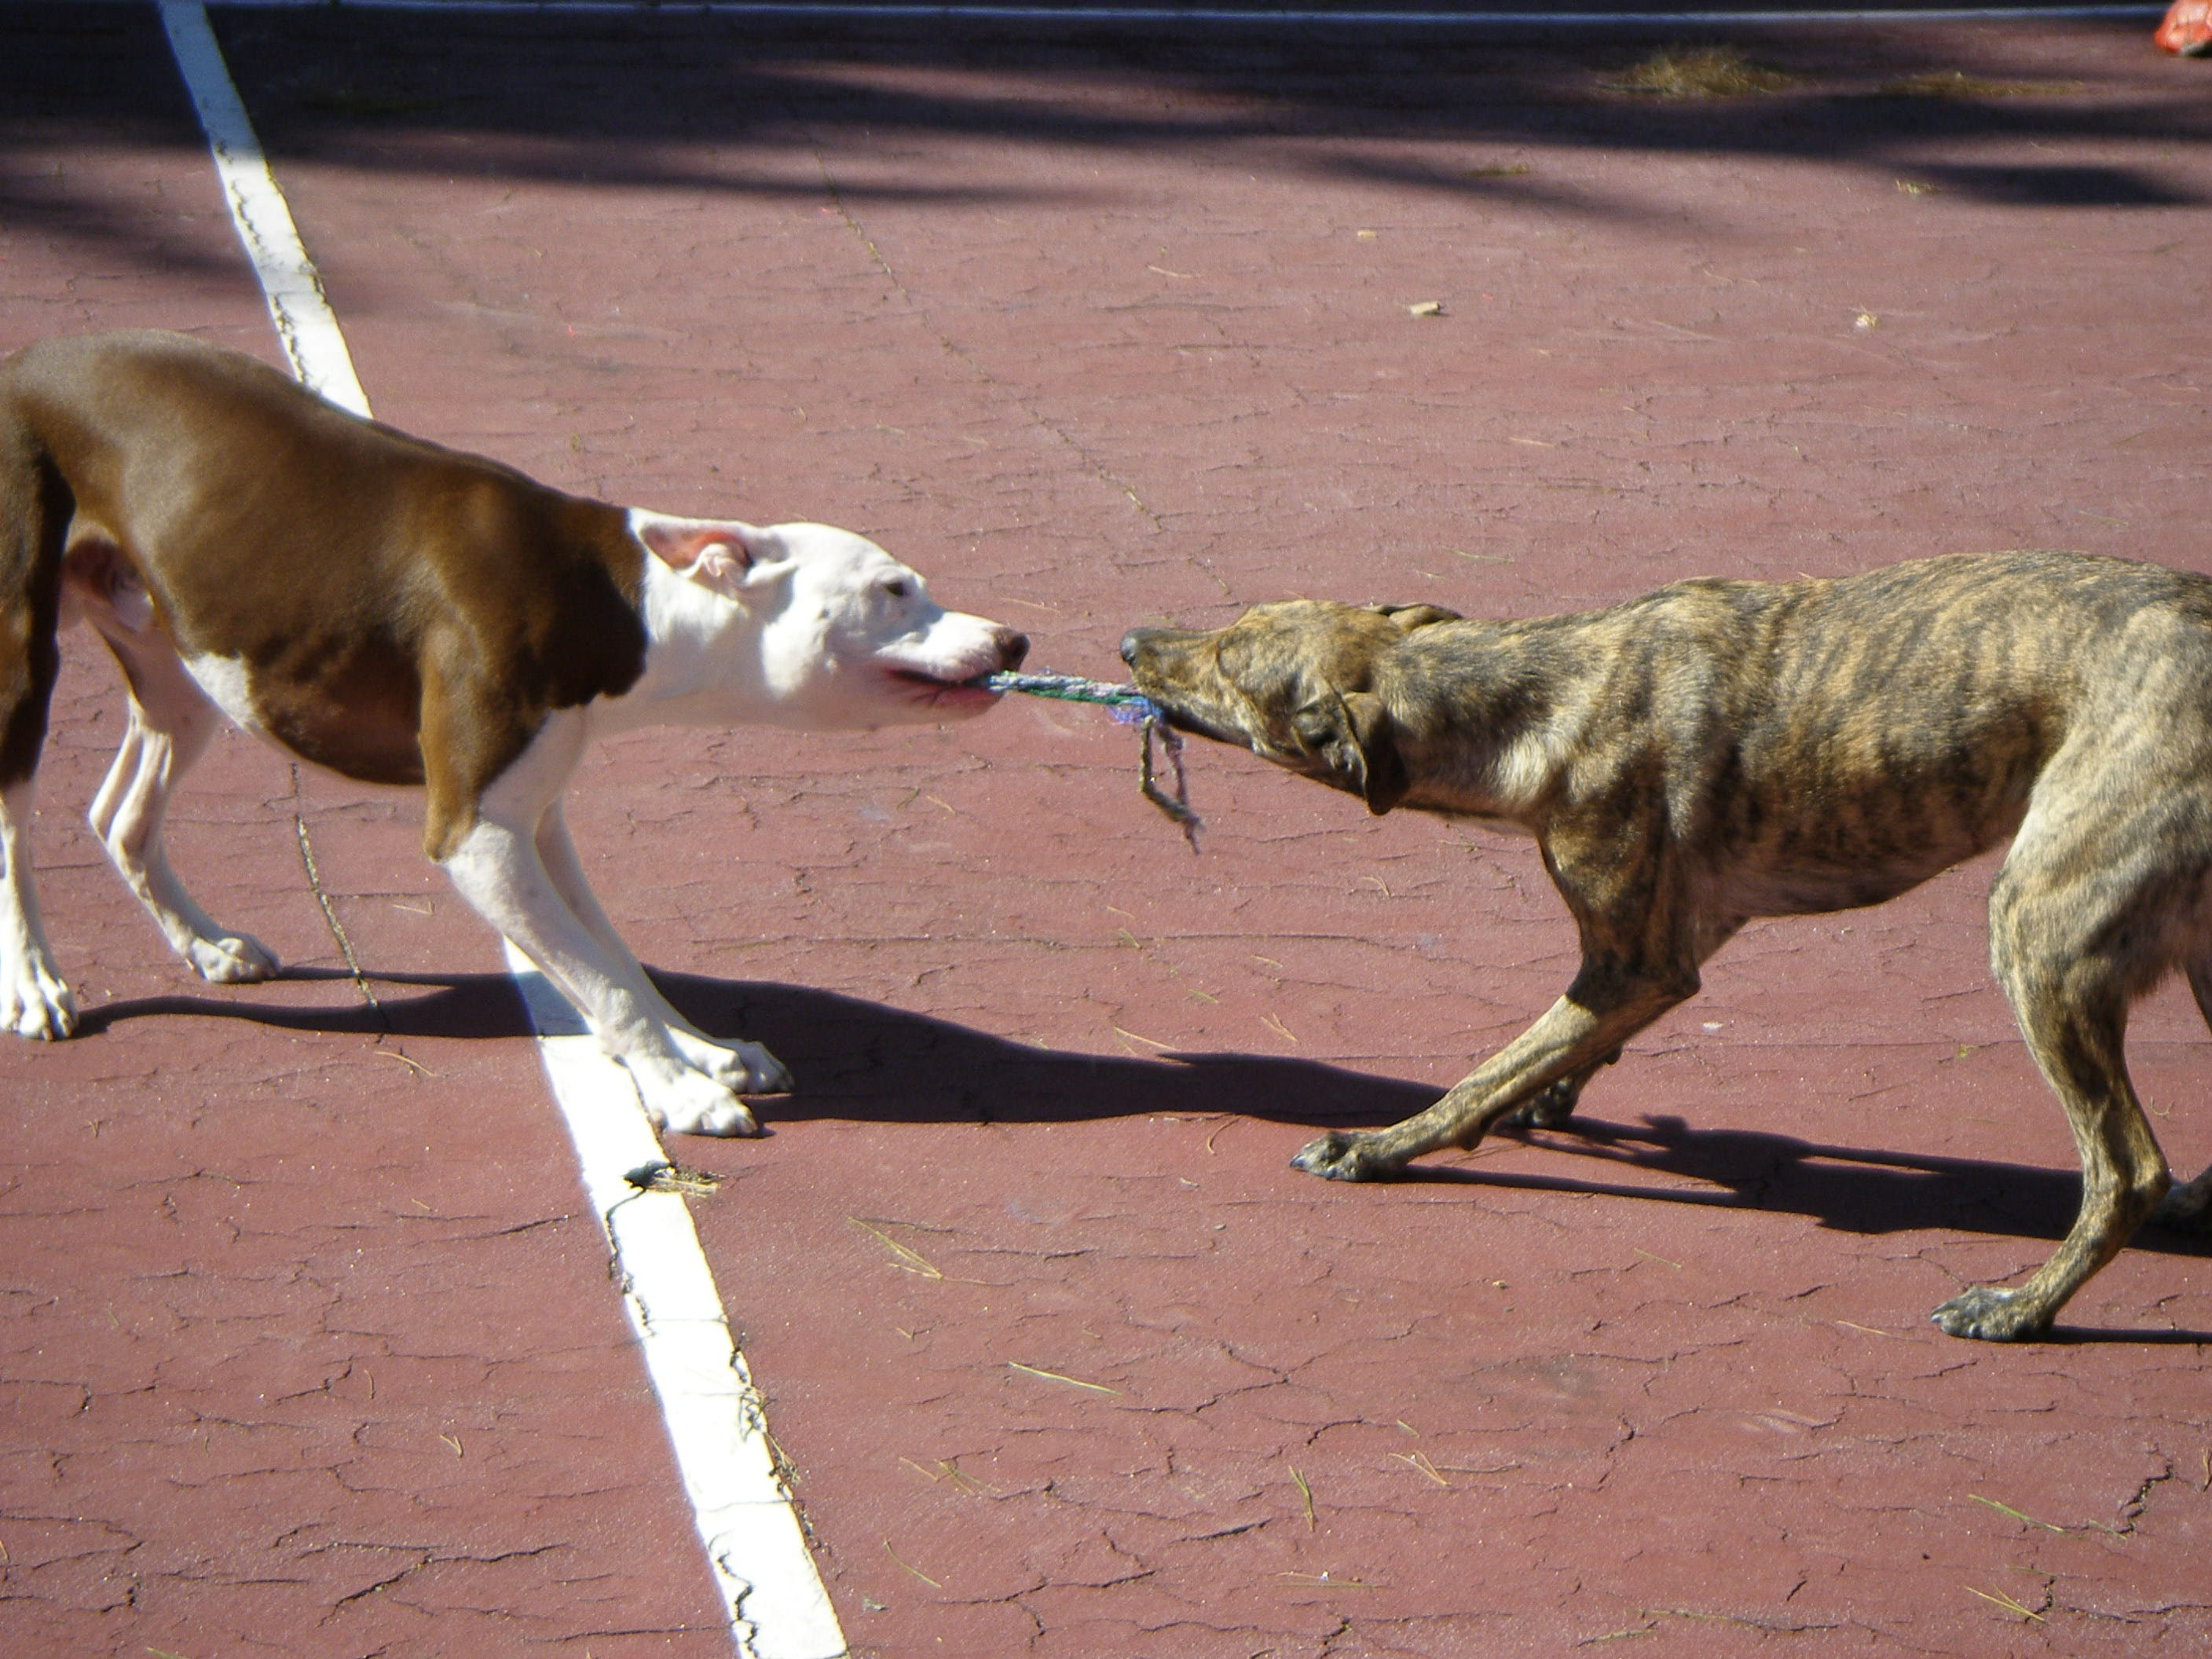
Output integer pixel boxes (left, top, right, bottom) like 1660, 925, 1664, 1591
669, 1029, 794, 1096
628, 1059, 764, 1138
2, 956, 78, 1040
668, 1091, 764, 1138
186, 932, 280, 984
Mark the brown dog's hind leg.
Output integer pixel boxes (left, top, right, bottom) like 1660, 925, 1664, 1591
81, 577, 280, 984
1931, 848, 2175, 1340
0, 434, 72, 1037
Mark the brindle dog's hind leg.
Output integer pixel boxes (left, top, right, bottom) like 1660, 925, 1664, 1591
1932, 804, 2177, 1341
2148, 954, 2212, 1233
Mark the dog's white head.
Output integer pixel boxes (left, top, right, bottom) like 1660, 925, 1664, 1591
628, 511, 1027, 729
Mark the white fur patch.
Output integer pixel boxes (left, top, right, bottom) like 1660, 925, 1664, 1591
610, 515, 1018, 736
181, 654, 262, 734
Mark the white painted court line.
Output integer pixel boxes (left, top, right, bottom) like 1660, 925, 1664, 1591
156, 2, 369, 417
157, 7, 847, 1655
506, 946, 848, 1659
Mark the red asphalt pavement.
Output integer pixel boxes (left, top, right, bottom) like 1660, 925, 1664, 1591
3, 3, 2210, 1655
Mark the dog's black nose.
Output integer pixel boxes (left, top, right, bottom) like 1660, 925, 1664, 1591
1000, 629, 1030, 670
1119, 629, 1144, 667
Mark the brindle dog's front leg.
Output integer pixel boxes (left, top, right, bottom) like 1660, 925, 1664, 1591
1295, 811, 1723, 1182
1292, 971, 1688, 1181
1502, 1045, 1624, 1130
1296, 809, 1725, 1181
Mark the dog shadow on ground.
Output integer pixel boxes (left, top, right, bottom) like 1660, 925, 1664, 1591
1430, 1115, 2212, 1342
77, 965, 1439, 1128
1412, 1112, 2212, 1268
83, 966, 2212, 1289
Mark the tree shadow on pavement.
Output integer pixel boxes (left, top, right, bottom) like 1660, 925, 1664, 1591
9, 0, 2204, 276
224, 9, 2212, 211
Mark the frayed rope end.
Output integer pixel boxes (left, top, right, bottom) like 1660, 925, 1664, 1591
983, 671, 1203, 850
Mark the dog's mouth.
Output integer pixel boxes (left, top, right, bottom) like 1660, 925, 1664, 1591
887, 666, 1005, 709
1122, 684, 1251, 750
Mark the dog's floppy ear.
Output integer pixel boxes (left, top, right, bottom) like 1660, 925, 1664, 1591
1291, 687, 1409, 815
634, 515, 767, 596
1378, 602, 1461, 630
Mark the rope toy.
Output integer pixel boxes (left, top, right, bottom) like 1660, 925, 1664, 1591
982, 671, 1201, 849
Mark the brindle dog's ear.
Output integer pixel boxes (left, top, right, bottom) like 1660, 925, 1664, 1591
1291, 688, 1409, 815
1379, 603, 1460, 630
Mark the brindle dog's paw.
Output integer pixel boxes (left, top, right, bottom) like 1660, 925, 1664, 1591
2149, 1173, 2212, 1233
1499, 1049, 1621, 1131
1500, 1078, 1580, 1131
1290, 1130, 1404, 1182
1928, 1285, 2053, 1342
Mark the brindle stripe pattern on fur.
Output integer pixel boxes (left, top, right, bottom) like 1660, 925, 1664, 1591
1122, 551, 2212, 1342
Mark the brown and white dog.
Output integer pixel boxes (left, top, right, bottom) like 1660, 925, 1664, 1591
1123, 552, 2212, 1340
0, 330, 1027, 1134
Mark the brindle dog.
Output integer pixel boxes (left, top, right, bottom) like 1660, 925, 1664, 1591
1121, 550, 2212, 1341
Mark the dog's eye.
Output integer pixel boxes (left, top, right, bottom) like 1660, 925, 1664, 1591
881, 578, 913, 600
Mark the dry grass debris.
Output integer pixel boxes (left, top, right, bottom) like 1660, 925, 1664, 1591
1604, 46, 1797, 99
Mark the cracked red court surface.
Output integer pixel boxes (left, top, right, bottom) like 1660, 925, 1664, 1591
4, 3, 2210, 1655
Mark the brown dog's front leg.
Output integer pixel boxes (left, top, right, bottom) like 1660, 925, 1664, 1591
1292, 973, 1690, 1181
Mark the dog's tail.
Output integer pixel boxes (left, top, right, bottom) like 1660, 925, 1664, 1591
0, 365, 71, 791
